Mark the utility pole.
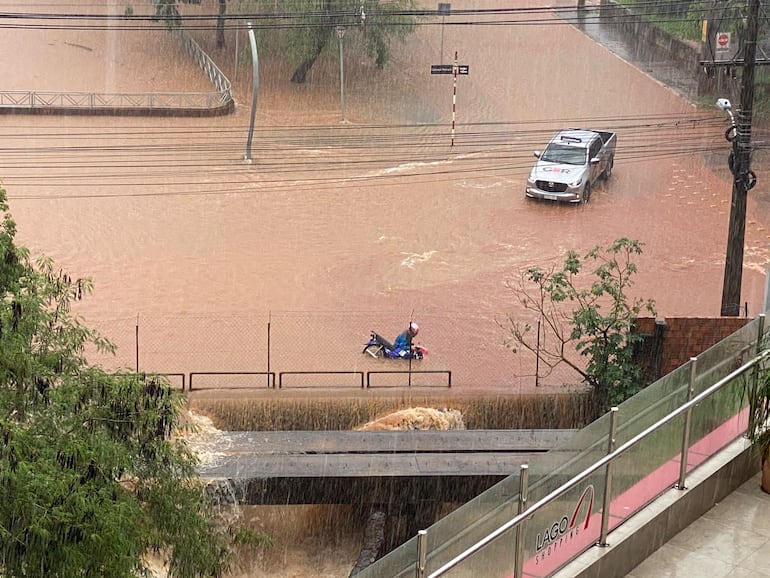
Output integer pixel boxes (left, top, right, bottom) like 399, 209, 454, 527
720, 0, 760, 316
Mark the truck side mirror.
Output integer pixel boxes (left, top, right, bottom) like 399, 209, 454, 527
534, 151, 541, 158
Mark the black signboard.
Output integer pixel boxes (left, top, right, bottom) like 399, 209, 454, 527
430, 64, 469, 75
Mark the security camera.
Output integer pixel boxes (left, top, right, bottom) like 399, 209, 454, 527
717, 98, 737, 142
716, 98, 732, 112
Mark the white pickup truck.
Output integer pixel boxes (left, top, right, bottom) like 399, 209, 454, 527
526, 129, 616, 203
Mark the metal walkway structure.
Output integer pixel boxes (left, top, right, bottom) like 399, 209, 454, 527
196, 429, 577, 506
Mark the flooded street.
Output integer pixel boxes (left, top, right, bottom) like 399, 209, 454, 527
1, 1, 767, 332
1, 1, 770, 574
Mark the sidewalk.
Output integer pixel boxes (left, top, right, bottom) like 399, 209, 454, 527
626, 472, 770, 577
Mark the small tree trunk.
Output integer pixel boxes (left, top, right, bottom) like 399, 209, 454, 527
291, 36, 327, 83
216, 0, 226, 49
291, 56, 318, 84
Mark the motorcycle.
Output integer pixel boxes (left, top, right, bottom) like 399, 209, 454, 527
362, 331, 428, 360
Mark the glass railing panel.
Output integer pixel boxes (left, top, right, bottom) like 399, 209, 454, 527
417, 428, 611, 576
692, 317, 762, 391
612, 367, 690, 447
354, 534, 419, 578
357, 424, 614, 577
420, 481, 520, 576
432, 470, 608, 578
604, 415, 685, 533
684, 371, 748, 473
438, 526, 517, 578
354, 472, 524, 578
520, 469, 607, 577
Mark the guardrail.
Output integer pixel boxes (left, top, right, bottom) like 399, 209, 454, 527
367, 370, 452, 388
156, 369, 453, 391
188, 371, 276, 391
172, 27, 232, 101
420, 317, 768, 578
158, 372, 186, 391
278, 370, 366, 389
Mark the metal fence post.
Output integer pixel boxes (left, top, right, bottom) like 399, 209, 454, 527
535, 319, 541, 388
135, 313, 140, 373
267, 313, 272, 388
598, 407, 618, 546
756, 313, 766, 356
676, 357, 698, 490
416, 529, 428, 578
514, 464, 529, 577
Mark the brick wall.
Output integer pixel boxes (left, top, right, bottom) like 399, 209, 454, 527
634, 317, 752, 379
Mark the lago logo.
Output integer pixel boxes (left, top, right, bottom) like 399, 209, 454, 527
534, 484, 594, 565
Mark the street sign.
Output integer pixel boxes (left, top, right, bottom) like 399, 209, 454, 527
716, 31, 731, 54
431, 64, 469, 75
431, 64, 453, 74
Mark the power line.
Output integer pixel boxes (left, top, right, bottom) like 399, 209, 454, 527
0, 3, 735, 33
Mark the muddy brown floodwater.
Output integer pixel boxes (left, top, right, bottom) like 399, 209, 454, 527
1, 0, 770, 575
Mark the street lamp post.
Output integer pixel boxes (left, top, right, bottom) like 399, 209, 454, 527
244, 21, 259, 162
336, 25, 346, 123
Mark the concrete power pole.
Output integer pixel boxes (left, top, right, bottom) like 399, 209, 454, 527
720, 0, 760, 316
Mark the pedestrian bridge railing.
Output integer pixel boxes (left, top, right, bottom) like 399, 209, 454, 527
179, 370, 452, 391
355, 313, 769, 578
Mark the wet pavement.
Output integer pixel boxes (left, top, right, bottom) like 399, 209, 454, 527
626, 472, 770, 577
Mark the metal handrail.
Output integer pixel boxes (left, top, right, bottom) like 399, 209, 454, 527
278, 370, 365, 389
366, 370, 452, 388
189, 371, 276, 390
427, 345, 770, 577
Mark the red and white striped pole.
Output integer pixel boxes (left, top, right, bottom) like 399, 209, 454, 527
451, 51, 458, 147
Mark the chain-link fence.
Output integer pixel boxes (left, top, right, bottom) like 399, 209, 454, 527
81, 311, 586, 393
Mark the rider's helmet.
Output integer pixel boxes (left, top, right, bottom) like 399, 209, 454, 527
409, 322, 419, 336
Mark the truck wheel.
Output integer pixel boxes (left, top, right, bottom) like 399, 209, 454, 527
582, 182, 591, 203
604, 155, 614, 179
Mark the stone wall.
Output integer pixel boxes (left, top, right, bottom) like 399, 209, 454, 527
596, 0, 733, 100
599, 0, 701, 67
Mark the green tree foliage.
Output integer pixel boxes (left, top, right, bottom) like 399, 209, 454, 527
277, 0, 418, 82
0, 186, 232, 577
152, 0, 202, 24
502, 238, 656, 410
167, 0, 418, 83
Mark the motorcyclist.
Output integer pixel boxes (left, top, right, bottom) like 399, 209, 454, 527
393, 322, 419, 354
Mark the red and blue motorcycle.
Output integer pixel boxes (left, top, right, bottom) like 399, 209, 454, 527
362, 331, 428, 360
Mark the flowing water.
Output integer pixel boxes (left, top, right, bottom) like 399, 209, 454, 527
2, 0, 770, 575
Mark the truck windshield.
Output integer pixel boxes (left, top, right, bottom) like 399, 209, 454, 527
541, 144, 587, 165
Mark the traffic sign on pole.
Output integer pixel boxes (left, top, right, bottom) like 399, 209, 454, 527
430, 64, 469, 75
716, 31, 731, 54
431, 64, 453, 74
